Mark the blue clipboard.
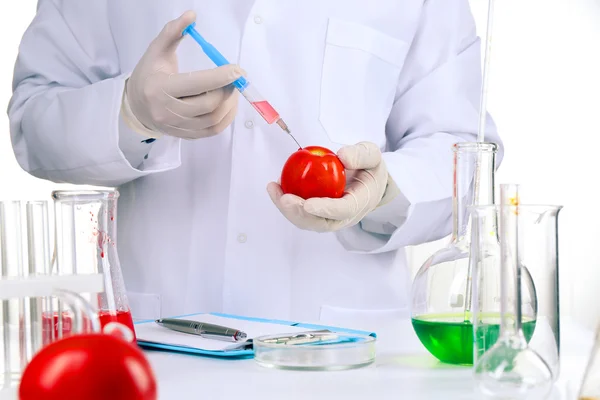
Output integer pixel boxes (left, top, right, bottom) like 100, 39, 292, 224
134, 312, 377, 359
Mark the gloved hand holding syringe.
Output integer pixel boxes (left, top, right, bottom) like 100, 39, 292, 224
183, 23, 301, 149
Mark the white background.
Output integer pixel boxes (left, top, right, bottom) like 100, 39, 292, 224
1, 1, 599, 330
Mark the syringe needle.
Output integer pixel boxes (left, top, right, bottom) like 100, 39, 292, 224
276, 119, 301, 149
276, 118, 290, 134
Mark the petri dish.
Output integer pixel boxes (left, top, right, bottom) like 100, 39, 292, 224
253, 331, 376, 371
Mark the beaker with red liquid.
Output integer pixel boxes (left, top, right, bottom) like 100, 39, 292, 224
51, 190, 136, 342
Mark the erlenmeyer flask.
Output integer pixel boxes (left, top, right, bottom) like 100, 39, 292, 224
51, 190, 136, 342
411, 142, 497, 365
577, 323, 600, 399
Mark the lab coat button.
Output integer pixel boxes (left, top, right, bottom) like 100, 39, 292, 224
244, 120, 254, 129
237, 233, 247, 243
254, 15, 263, 24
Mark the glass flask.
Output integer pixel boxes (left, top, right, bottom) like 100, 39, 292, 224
472, 184, 561, 399
411, 142, 497, 365
578, 323, 600, 400
469, 191, 537, 367
51, 190, 136, 342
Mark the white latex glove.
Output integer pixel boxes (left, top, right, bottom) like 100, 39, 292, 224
122, 11, 245, 139
267, 142, 400, 233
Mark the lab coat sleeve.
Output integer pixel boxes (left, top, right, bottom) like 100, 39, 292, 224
7, 0, 181, 188
336, 0, 504, 253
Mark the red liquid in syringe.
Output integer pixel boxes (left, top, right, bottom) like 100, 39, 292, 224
251, 101, 280, 124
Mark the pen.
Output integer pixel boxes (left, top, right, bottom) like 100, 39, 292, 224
155, 318, 247, 342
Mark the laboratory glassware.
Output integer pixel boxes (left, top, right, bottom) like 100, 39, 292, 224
16, 200, 65, 347
410, 142, 497, 365
182, 23, 301, 148
253, 331, 376, 371
51, 190, 136, 342
0, 201, 24, 388
473, 184, 560, 399
578, 323, 600, 400
471, 191, 562, 377
1, 286, 102, 390
477, 0, 496, 143
1, 200, 103, 388
469, 204, 537, 365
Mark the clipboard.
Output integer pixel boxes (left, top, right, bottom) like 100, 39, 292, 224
134, 312, 377, 359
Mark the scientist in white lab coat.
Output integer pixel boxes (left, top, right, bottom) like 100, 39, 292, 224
8, 1, 502, 328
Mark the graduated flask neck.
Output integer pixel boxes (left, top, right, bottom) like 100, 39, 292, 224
451, 142, 497, 243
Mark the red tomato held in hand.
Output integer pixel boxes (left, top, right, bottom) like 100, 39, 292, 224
280, 146, 346, 199
19, 334, 157, 400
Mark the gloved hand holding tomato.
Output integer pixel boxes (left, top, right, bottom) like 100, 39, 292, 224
268, 141, 399, 233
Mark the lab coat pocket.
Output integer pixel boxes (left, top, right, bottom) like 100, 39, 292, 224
319, 18, 409, 146
319, 305, 408, 332
127, 291, 162, 322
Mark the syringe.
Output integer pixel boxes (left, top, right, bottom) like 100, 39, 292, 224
182, 23, 301, 148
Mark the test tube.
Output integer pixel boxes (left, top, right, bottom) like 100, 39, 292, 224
0, 201, 25, 388
24, 201, 52, 363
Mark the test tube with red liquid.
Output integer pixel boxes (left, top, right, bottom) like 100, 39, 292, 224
183, 23, 301, 148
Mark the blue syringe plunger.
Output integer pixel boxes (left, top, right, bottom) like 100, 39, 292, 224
182, 23, 248, 91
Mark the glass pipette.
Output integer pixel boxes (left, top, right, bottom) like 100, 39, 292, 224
464, 0, 496, 321
182, 23, 301, 148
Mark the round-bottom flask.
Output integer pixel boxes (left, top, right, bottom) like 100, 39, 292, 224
410, 142, 497, 365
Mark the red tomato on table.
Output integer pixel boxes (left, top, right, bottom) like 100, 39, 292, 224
280, 146, 346, 199
19, 334, 157, 400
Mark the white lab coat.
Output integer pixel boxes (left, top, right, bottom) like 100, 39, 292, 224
8, 0, 502, 328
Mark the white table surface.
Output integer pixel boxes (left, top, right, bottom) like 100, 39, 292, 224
0, 317, 592, 400
145, 317, 593, 400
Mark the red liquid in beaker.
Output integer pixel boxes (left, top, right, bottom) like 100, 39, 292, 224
42, 312, 73, 344
41, 310, 136, 343
251, 101, 280, 124
98, 309, 137, 341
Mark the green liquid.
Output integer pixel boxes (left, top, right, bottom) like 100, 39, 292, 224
412, 313, 537, 365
